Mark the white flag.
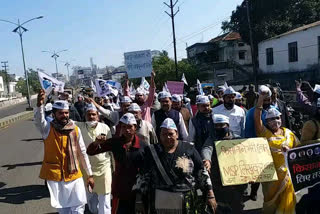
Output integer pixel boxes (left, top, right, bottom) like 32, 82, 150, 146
224, 82, 228, 89
162, 82, 169, 92
91, 80, 96, 92
130, 82, 136, 96
38, 71, 65, 95
197, 79, 204, 95
181, 73, 188, 86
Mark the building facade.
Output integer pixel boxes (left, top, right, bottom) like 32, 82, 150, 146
258, 21, 320, 74
186, 32, 252, 86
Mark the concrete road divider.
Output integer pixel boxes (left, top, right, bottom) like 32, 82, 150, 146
0, 111, 34, 129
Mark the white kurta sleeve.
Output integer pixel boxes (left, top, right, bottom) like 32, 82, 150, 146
77, 128, 93, 176
34, 106, 50, 139
98, 106, 120, 125
187, 119, 196, 142
178, 113, 188, 141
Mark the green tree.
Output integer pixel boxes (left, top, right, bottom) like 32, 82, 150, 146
225, 0, 320, 65
15, 68, 41, 96
152, 51, 198, 89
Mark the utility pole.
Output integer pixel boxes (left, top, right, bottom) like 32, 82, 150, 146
246, 0, 258, 91
164, 0, 179, 80
65, 62, 70, 81
1, 61, 10, 95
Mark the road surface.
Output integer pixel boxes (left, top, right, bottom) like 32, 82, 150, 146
0, 98, 36, 118
0, 118, 307, 214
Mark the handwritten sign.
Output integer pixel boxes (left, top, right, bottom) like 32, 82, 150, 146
286, 142, 320, 192
124, 50, 152, 79
166, 81, 184, 95
215, 138, 278, 186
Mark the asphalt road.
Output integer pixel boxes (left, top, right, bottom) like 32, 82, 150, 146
0, 98, 37, 119
0, 118, 307, 214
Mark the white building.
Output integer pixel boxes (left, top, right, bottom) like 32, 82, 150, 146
258, 21, 320, 73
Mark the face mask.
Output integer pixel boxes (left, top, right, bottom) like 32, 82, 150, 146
86, 121, 98, 128
263, 104, 271, 110
215, 127, 229, 139
224, 102, 234, 110
267, 119, 281, 131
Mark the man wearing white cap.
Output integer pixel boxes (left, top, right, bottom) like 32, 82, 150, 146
87, 113, 148, 213
172, 94, 191, 130
75, 103, 113, 214
135, 118, 217, 213
212, 86, 246, 137
128, 103, 158, 145
59, 92, 82, 122
34, 89, 94, 214
235, 92, 247, 112
124, 71, 156, 123
88, 96, 132, 135
152, 91, 188, 141
202, 114, 246, 213
188, 95, 214, 153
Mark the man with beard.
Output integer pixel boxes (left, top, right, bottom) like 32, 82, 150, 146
188, 95, 214, 153
75, 104, 113, 214
88, 96, 132, 136
244, 85, 273, 201
34, 89, 94, 214
59, 92, 81, 122
124, 71, 156, 123
128, 103, 158, 145
172, 94, 191, 130
212, 87, 246, 138
152, 91, 188, 141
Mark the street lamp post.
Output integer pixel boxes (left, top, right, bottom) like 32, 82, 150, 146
64, 62, 70, 81
42, 50, 68, 80
0, 16, 43, 110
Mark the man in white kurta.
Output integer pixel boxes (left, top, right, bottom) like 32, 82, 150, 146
75, 103, 113, 214
34, 90, 93, 214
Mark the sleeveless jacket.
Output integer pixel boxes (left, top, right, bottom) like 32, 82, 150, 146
154, 109, 180, 139
39, 126, 83, 182
191, 112, 214, 152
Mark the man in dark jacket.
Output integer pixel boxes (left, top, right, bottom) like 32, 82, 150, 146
188, 95, 214, 153
151, 91, 188, 141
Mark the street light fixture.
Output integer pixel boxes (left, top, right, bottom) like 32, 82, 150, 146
0, 16, 44, 110
42, 50, 68, 79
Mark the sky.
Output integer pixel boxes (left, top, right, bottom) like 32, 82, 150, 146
0, 0, 243, 77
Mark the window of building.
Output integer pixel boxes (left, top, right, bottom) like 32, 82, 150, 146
266, 48, 274, 65
238, 42, 245, 47
318, 36, 320, 59
239, 51, 246, 60
288, 42, 298, 62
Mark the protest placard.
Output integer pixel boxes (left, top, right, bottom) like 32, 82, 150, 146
95, 79, 119, 97
286, 142, 320, 192
215, 138, 278, 186
124, 50, 152, 79
166, 81, 184, 95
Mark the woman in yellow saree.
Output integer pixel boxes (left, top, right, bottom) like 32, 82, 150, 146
254, 91, 299, 214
